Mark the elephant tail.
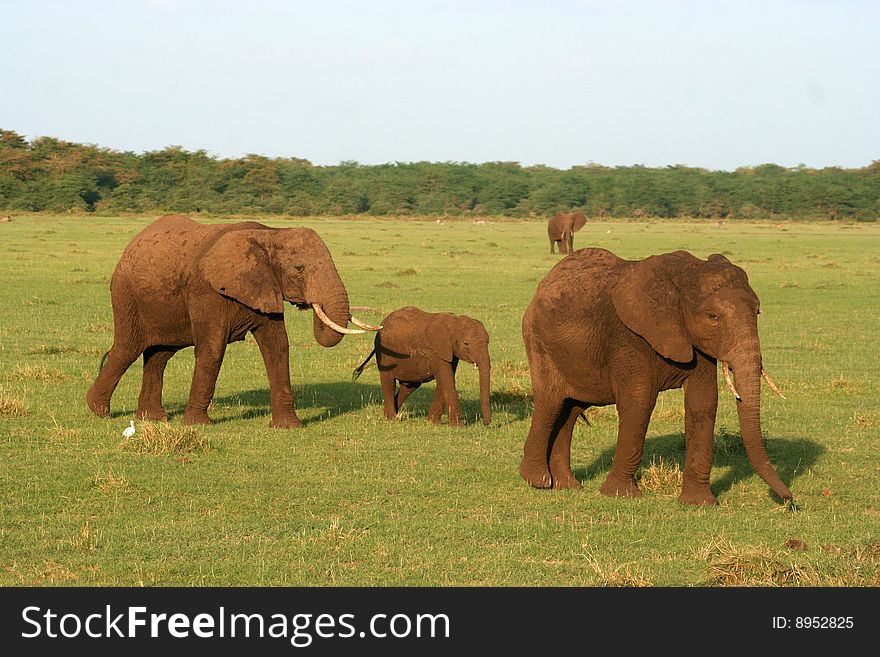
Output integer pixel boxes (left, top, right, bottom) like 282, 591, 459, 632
351, 348, 377, 383
97, 350, 111, 375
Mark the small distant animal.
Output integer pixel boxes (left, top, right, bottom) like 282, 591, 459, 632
122, 420, 136, 439
547, 211, 586, 254
0, 215, 12, 223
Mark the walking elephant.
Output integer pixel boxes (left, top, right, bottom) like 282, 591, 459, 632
520, 248, 792, 505
547, 211, 586, 254
352, 306, 491, 426
86, 215, 380, 427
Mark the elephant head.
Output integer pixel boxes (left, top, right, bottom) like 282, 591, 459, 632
202, 226, 377, 347
428, 316, 492, 425
610, 251, 792, 500
548, 211, 587, 254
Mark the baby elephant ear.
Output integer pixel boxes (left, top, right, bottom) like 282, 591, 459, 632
610, 254, 694, 363
202, 231, 283, 314
425, 321, 454, 363
571, 211, 587, 232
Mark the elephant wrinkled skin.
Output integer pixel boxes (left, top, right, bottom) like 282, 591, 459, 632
520, 248, 792, 505
353, 306, 491, 426
86, 215, 377, 427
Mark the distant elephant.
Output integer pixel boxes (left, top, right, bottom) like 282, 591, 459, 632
520, 248, 791, 505
352, 306, 491, 426
86, 215, 380, 427
547, 211, 586, 254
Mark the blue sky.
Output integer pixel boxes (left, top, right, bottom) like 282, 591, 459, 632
2, 0, 878, 170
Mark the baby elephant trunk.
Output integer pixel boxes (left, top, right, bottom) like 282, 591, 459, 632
478, 358, 491, 426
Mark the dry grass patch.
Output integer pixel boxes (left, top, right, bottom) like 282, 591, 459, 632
86, 322, 111, 333
702, 539, 820, 586
120, 421, 211, 455
638, 457, 683, 496
10, 364, 66, 382
0, 387, 27, 418
582, 552, 653, 587
94, 471, 131, 494
849, 413, 877, 430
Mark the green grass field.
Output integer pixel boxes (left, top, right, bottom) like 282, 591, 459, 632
1, 215, 878, 586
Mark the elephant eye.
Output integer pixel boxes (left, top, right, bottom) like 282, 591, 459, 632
707, 313, 719, 322
294, 265, 305, 274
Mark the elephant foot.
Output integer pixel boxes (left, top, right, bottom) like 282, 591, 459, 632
384, 410, 398, 421
428, 414, 442, 425
270, 415, 302, 429
550, 458, 582, 489
182, 411, 212, 426
447, 416, 462, 428
600, 476, 641, 498
137, 407, 168, 422
519, 460, 552, 489
553, 475, 584, 490
86, 388, 110, 418
678, 488, 718, 506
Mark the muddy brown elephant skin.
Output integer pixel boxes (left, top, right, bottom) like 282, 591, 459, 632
520, 248, 792, 505
86, 215, 378, 428
547, 211, 586, 254
352, 306, 491, 426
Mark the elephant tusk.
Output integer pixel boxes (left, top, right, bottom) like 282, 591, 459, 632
721, 361, 741, 400
350, 316, 383, 331
311, 304, 365, 335
761, 368, 786, 400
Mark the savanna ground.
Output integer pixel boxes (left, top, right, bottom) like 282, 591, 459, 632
0, 215, 878, 586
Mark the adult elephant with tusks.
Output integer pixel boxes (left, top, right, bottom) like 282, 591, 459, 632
86, 215, 381, 428
520, 248, 792, 505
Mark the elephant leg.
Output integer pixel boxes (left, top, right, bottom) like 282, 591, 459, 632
549, 400, 587, 490
87, 340, 144, 417
600, 385, 658, 497
395, 382, 420, 413
550, 240, 555, 254
86, 279, 144, 417
566, 234, 574, 254
427, 384, 444, 424
182, 333, 228, 426
433, 360, 462, 426
379, 368, 398, 420
251, 321, 301, 429
136, 346, 179, 421
520, 392, 566, 489
679, 360, 719, 505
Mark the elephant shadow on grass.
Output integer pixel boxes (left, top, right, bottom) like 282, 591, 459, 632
156, 381, 504, 427
574, 431, 825, 502
164, 382, 386, 426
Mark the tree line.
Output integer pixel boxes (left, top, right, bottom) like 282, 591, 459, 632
1, 129, 878, 220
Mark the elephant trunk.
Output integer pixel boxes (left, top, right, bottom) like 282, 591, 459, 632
729, 350, 792, 500
307, 274, 351, 348
478, 357, 491, 425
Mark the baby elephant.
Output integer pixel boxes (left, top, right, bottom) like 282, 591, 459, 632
352, 306, 491, 426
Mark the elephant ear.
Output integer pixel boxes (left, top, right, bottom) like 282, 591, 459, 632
571, 212, 587, 232
424, 320, 454, 363
610, 254, 694, 363
202, 231, 283, 314
547, 214, 563, 239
